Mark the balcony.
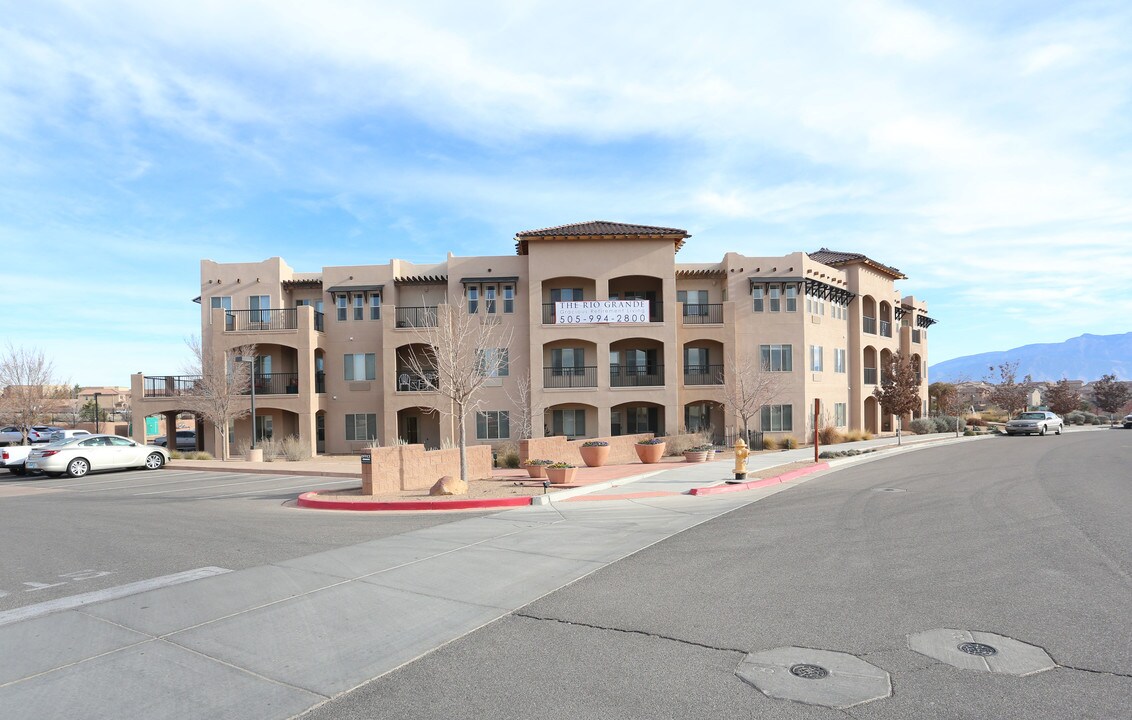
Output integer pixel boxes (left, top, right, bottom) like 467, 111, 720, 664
395, 306, 439, 328
542, 302, 664, 324
243, 373, 300, 395
143, 375, 200, 397
880, 320, 892, 338
224, 309, 298, 332
681, 304, 723, 324
864, 368, 878, 385
396, 368, 439, 391
863, 316, 877, 335
543, 366, 598, 389
610, 364, 665, 387
683, 365, 724, 386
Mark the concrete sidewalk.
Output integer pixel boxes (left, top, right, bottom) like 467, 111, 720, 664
0, 432, 978, 719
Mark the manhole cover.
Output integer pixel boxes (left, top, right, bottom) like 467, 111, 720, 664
958, 642, 998, 656
789, 663, 830, 679
873, 488, 906, 492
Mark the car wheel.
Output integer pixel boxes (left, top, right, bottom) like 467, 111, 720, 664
1055, 424, 1062, 435
66, 457, 90, 478
144, 452, 165, 470
1039, 425, 1046, 436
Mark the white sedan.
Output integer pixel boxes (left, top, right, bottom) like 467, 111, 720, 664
1004, 411, 1064, 436
26, 434, 169, 478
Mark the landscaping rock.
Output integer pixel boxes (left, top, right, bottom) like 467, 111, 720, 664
429, 475, 468, 496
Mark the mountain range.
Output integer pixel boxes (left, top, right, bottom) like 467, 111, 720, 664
929, 332, 1132, 383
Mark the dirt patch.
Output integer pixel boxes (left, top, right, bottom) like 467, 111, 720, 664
310, 478, 561, 503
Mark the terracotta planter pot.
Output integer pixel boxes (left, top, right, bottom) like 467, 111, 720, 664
525, 464, 547, 478
545, 466, 578, 484
635, 442, 665, 464
683, 450, 708, 463
579, 444, 610, 467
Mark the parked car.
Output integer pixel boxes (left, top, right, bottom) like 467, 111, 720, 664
0, 426, 26, 445
25, 434, 169, 478
27, 426, 63, 443
1005, 411, 1063, 436
151, 430, 197, 452
1123, 413, 1132, 429
1, 445, 34, 475
48, 429, 92, 443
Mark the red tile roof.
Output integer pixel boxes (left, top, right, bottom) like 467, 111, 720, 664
515, 221, 689, 254
808, 248, 906, 279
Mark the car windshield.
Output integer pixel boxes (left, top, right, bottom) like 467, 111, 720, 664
1018, 413, 1046, 420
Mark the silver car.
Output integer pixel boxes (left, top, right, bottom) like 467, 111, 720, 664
1005, 411, 1063, 436
26, 434, 169, 478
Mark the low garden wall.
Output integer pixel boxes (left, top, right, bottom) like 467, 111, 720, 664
361, 444, 493, 495
519, 433, 699, 466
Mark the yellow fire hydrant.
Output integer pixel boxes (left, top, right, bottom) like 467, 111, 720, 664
733, 437, 749, 480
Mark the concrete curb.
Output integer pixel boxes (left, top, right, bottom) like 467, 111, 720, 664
532, 469, 668, 505
687, 463, 830, 495
296, 490, 533, 512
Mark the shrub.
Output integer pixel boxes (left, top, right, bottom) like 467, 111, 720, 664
637, 438, 665, 445
502, 451, 520, 468
280, 435, 309, 461
963, 429, 976, 436
818, 426, 843, 445
779, 435, 799, 450
932, 416, 949, 433
235, 438, 252, 458
581, 440, 608, 447
259, 438, 278, 461
663, 434, 697, 455
187, 451, 214, 460
964, 416, 986, 427
909, 418, 936, 435
526, 458, 553, 466
548, 461, 575, 469
763, 437, 778, 450
169, 450, 184, 460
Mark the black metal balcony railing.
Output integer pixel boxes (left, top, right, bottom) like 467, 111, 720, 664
143, 375, 200, 397
610, 364, 665, 387
240, 372, 299, 395
880, 320, 892, 338
543, 366, 598, 389
683, 365, 724, 385
863, 316, 877, 334
395, 306, 438, 328
543, 302, 664, 324
864, 368, 878, 385
681, 304, 723, 324
224, 309, 298, 332
395, 368, 439, 391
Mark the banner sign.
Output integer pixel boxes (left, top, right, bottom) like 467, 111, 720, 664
555, 300, 649, 324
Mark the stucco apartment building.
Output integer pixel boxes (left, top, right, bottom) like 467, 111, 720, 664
131, 222, 935, 456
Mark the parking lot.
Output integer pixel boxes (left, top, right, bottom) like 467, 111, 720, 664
0, 468, 471, 614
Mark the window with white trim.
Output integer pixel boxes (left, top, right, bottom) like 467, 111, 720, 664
761, 404, 793, 432
353, 293, 365, 321
752, 286, 764, 312
343, 353, 376, 381
760, 344, 793, 372
345, 413, 377, 441
484, 285, 497, 314
370, 293, 381, 320
476, 348, 509, 377
785, 285, 798, 312
503, 285, 514, 313
810, 345, 823, 372
467, 286, 479, 314
768, 285, 781, 312
834, 403, 847, 427
834, 348, 847, 373
551, 408, 586, 438
336, 293, 348, 321
476, 410, 510, 439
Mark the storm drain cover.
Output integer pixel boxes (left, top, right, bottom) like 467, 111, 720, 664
736, 647, 890, 709
908, 629, 1055, 676
958, 642, 998, 657
874, 488, 907, 493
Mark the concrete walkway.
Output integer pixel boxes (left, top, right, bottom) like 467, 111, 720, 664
0, 432, 977, 719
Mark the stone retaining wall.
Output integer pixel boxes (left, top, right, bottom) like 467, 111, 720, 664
361, 444, 493, 494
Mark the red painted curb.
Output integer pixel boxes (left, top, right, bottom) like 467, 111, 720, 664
296, 491, 533, 511
687, 462, 829, 496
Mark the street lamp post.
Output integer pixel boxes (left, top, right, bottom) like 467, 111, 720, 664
235, 354, 255, 450
93, 393, 102, 434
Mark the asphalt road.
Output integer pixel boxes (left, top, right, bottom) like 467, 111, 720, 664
301, 429, 1132, 719
0, 468, 473, 612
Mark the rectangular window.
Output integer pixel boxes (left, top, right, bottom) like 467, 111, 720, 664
476, 348, 509, 377
503, 285, 514, 314
467, 286, 479, 314
370, 293, 381, 320
336, 293, 348, 321
761, 404, 793, 432
834, 348, 847, 373
250, 295, 270, 323
759, 344, 793, 372
785, 285, 798, 312
551, 409, 586, 438
834, 403, 847, 427
343, 353, 376, 381
475, 410, 510, 440
484, 285, 497, 314
345, 413, 378, 441
768, 285, 781, 312
254, 415, 273, 442
353, 293, 364, 321
810, 345, 823, 372
211, 296, 232, 311
685, 347, 708, 372
752, 286, 764, 312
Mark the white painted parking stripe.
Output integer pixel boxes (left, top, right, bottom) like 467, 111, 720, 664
70, 473, 246, 493
0, 567, 232, 627
47, 471, 221, 490
197, 477, 360, 499
131, 475, 327, 496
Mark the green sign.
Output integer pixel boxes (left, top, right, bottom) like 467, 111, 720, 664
145, 416, 160, 436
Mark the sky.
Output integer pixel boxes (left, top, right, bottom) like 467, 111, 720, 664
2, 0, 1130, 387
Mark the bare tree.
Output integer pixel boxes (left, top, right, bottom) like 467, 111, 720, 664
873, 351, 922, 445
1091, 373, 1131, 424
181, 337, 255, 461
1045, 378, 1082, 418
0, 343, 70, 444
985, 360, 1032, 419
403, 296, 514, 484
721, 352, 784, 444
505, 369, 538, 440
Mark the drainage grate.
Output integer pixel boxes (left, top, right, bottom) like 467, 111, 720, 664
789, 663, 830, 679
958, 642, 998, 657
